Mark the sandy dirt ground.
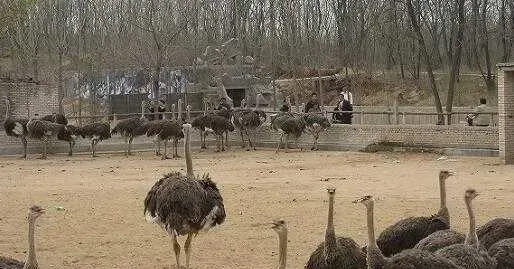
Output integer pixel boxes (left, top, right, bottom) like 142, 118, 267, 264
0, 148, 513, 269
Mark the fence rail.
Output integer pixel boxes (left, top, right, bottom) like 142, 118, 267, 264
65, 108, 498, 126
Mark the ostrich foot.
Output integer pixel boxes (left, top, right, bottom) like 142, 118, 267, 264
19, 156, 27, 159
201, 146, 207, 149
37, 155, 47, 160
246, 148, 251, 151
222, 148, 225, 151
161, 156, 171, 160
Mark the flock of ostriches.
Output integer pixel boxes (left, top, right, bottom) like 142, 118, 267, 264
2, 100, 513, 269
3, 99, 331, 160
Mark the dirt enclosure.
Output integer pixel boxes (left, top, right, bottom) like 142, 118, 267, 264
0, 149, 513, 269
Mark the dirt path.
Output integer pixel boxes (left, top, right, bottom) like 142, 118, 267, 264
0, 149, 512, 268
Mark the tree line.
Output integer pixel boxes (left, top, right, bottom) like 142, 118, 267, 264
0, 0, 512, 122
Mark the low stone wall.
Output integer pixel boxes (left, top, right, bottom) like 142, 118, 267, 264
0, 124, 498, 157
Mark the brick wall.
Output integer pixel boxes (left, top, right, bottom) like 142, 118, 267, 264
0, 123, 498, 156
1, 82, 60, 119
497, 63, 514, 164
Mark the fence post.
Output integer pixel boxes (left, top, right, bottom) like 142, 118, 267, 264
393, 100, 399, 125
360, 110, 364, 124
402, 112, 406, 124
171, 104, 176, 120
113, 113, 118, 127
186, 105, 191, 122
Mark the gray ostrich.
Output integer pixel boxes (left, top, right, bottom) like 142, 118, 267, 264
353, 195, 461, 269
414, 229, 465, 253
488, 238, 514, 269
72, 122, 111, 157
3, 98, 29, 158
477, 218, 514, 249
271, 219, 288, 269
0, 205, 45, 269
144, 123, 226, 269
111, 101, 149, 156
434, 189, 497, 269
191, 114, 234, 152
374, 170, 453, 256
26, 116, 75, 159
305, 188, 366, 269
146, 119, 184, 159
271, 112, 306, 153
302, 113, 331, 151
233, 108, 267, 151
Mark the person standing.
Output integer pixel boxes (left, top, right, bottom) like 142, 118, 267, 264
304, 92, 321, 113
466, 98, 490, 126
333, 92, 353, 124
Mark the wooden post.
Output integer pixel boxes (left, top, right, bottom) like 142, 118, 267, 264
402, 112, 406, 124
360, 110, 364, 124
186, 105, 191, 122
171, 104, 176, 120
393, 99, 399, 125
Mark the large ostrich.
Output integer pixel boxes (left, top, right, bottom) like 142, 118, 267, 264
144, 123, 226, 269
26, 116, 75, 159
305, 188, 366, 269
488, 238, 514, 269
111, 101, 149, 156
353, 195, 461, 269
271, 112, 306, 153
302, 113, 331, 151
0, 205, 45, 269
72, 122, 111, 157
414, 229, 465, 253
477, 218, 514, 249
374, 170, 453, 256
146, 119, 184, 159
271, 219, 288, 269
3, 98, 29, 158
434, 189, 497, 269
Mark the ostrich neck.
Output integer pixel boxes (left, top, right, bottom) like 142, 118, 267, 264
325, 195, 337, 252
24, 218, 38, 269
464, 198, 478, 246
437, 178, 449, 223
5, 99, 9, 119
366, 201, 386, 269
184, 128, 194, 178
277, 232, 287, 269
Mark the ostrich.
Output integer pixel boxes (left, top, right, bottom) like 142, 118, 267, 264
477, 218, 514, 249
488, 238, 514, 269
0, 205, 45, 269
271, 112, 306, 153
374, 170, 453, 256
146, 119, 184, 159
353, 195, 461, 269
40, 113, 68, 125
111, 101, 149, 156
3, 98, 29, 158
26, 116, 75, 159
191, 114, 234, 151
233, 108, 267, 150
144, 123, 226, 269
72, 122, 111, 157
271, 219, 288, 269
434, 189, 497, 269
305, 188, 366, 269
414, 229, 465, 253
302, 113, 331, 151
145, 119, 167, 156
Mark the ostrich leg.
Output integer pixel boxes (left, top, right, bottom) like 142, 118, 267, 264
68, 140, 74, 156
124, 136, 128, 156
21, 137, 27, 159
162, 140, 168, 160
128, 137, 134, 155
173, 138, 179, 158
284, 135, 289, 153
215, 134, 221, 152
91, 140, 95, 157
240, 130, 245, 148
245, 130, 253, 151
225, 131, 229, 148
170, 231, 181, 269
41, 138, 48, 159
221, 134, 226, 151
184, 232, 194, 269
201, 131, 207, 149
275, 132, 284, 153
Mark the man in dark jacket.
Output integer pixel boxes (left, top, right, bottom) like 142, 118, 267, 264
333, 92, 353, 124
304, 92, 321, 113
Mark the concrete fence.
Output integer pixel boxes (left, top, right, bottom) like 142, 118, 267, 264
0, 124, 498, 157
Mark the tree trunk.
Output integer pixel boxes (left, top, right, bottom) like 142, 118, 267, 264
406, 0, 444, 124
58, 52, 64, 114
446, 0, 465, 125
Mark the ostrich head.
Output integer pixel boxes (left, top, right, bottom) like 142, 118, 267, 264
327, 187, 336, 195
353, 195, 373, 206
439, 170, 454, 180
28, 205, 45, 220
271, 219, 287, 234
464, 188, 478, 200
